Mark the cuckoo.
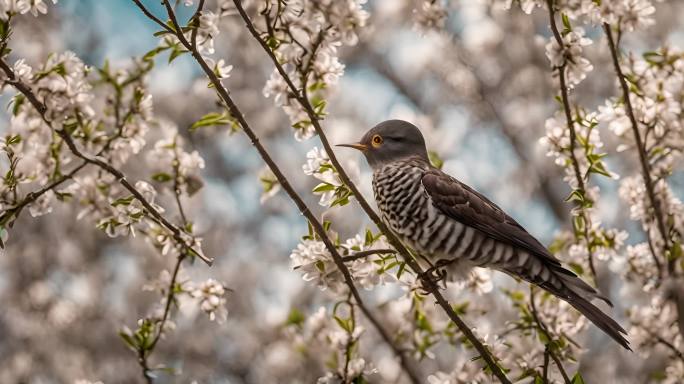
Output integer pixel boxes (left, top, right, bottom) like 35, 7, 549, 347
338, 119, 630, 350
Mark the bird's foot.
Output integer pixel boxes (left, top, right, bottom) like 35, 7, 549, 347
417, 258, 455, 292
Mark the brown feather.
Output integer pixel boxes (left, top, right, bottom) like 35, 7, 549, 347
421, 168, 631, 350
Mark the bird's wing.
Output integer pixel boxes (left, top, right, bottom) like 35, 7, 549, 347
421, 169, 632, 350
421, 168, 562, 267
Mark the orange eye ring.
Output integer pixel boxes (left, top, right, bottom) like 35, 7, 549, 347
371, 134, 383, 148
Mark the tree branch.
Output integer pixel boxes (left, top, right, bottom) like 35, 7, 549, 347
341, 248, 396, 262
232, 3, 512, 382
0, 58, 213, 266
602, 23, 672, 275
545, 0, 598, 283
529, 288, 571, 384
132, 2, 424, 382
137, 137, 196, 381
0, 161, 88, 226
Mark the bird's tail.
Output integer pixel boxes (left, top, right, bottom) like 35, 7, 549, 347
504, 260, 631, 350
554, 272, 631, 351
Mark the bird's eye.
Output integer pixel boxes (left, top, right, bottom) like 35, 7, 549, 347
371, 134, 383, 148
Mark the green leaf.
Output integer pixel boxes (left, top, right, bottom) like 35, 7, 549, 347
396, 262, 407, 279
152, 172, 173, 183
571, 372, 586, 384
669, 241, 682, 261
119, 329, 138, 351
285, 308, 305, 327
428, 150, 444, 170
415, 311, 433, 332
143, 46, 169, 62
312, 183, 335, 193
6, 134, 21, 146
0, 18, 10, 40
561, 13, 572, 33
364, 229, 373, 246
190, 111, 232, 131
565, 189, 585, 204
266, 36, 280, 49
333, 316, 353, 333
10, 94, 24, 116
168, 45, 188, 63
111, 195, 135, 207
568, 262, 584, 276
452, 301, 469, 315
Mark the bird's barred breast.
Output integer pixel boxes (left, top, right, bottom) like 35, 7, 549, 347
372, 159, 525, 269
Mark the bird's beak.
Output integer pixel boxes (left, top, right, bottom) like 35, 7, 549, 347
336, 142, 368, 151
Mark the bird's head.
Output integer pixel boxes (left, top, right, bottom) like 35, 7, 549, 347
337, 120, 429, 169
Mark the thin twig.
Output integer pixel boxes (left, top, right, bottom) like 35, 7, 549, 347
134, 2, 424, 382
1, 63, 150, 229
342, 294, 356, 382
529, 288, 571, 384
545, 0, 597, 283
0, 58, 213, 266
341, 248, 396, 262
602, 23, 672, 275
190, 0, 206, 50
138, 139, 196, 380
633, 321, 684, 364
0, 161, 88, 224
231, 3, 511, 381
138, 253, 186, 381
131, 0, 174, 33
542, 347, 550, 383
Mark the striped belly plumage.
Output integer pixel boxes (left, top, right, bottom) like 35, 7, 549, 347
372, 158, 526, 272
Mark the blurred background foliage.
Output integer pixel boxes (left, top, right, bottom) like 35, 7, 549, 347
1, 0, 683, 383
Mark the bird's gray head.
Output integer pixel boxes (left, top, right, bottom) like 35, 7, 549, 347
337, 120, 429, 169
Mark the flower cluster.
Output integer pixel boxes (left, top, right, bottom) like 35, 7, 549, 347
629, 296, 680, 355
0, 52, 160, 241
544, 29, 593, 87
302, 147, 350, 207
605, 49, 684, 284
291, 238, 346, 293
0, 0, 57, 19
290, 228, 400, 294
260, 0, 368, 140
413, 1, 448, 33
192, 278, 229, 323
541, 108, 626, 277
284, 306, 376, 383
508, 0, 656, 32
147, 123, 206, 196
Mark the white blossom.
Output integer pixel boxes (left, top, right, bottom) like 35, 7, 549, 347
192, 278, 228, 323
413, 1, 448, 33
545, 29, 593, 86
28, 189, 54, 217
290, 239, 345, 293
302, 147, 344, 206
13, 58, 32, 82
503, 0, 543, 14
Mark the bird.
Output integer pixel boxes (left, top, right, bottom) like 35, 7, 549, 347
338, 119, 630, 350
